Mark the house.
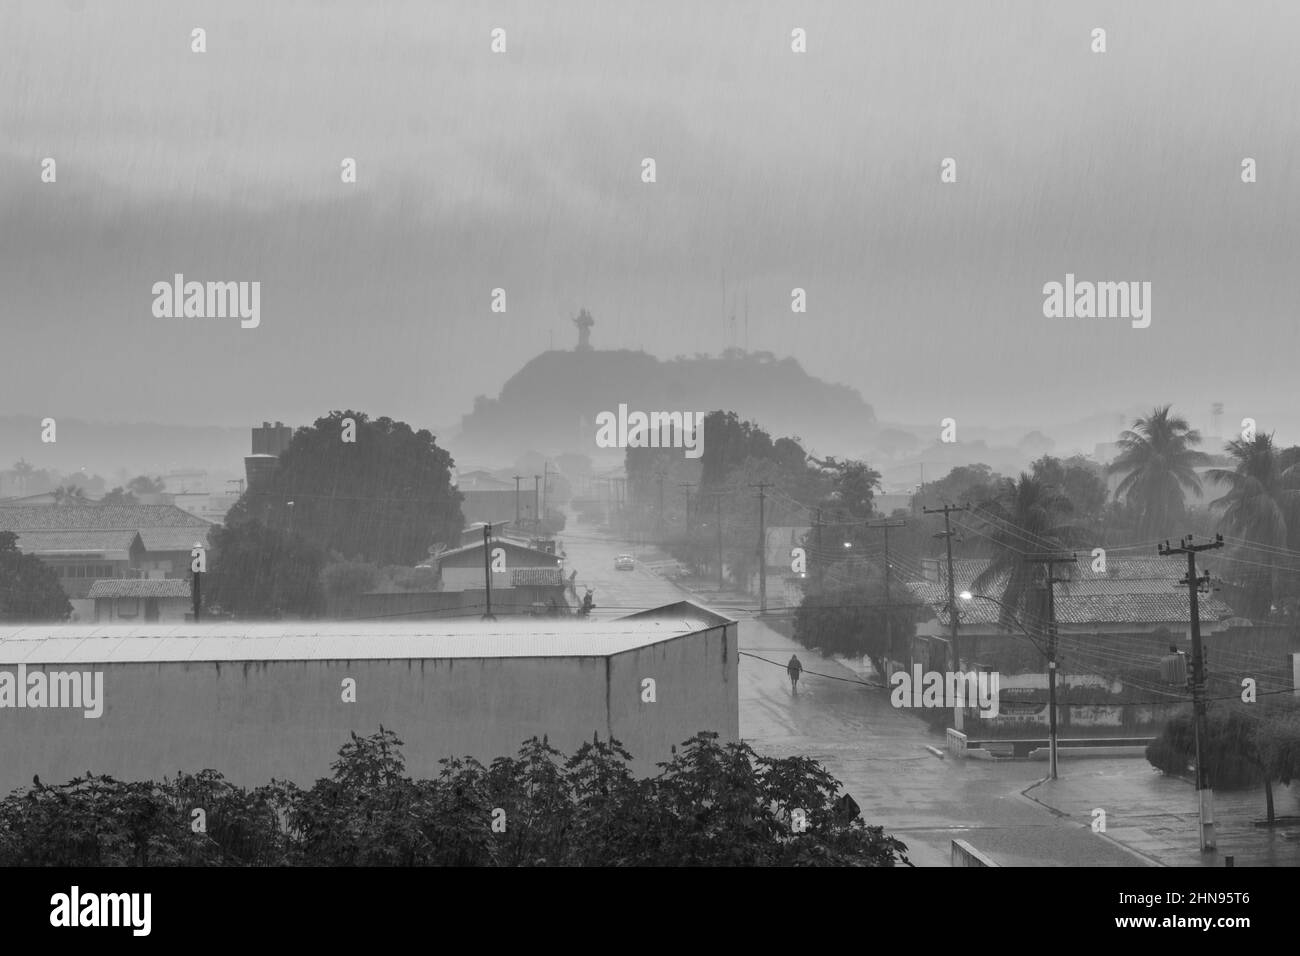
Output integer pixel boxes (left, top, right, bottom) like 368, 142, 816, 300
7, 530, 146, 599
905, 556, 1237, 673
434, 538, 562, 591
88, 578, 192, 623
457, 522, 526, 548
0, 504, 212, 618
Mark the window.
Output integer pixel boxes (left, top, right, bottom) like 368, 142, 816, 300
115, 597, 139, 619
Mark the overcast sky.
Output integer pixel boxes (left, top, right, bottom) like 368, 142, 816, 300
2, 0, 1297, 442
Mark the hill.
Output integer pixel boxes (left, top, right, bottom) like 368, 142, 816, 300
452, 347, 876, 465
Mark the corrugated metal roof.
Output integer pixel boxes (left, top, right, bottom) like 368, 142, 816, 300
511, 567, 566, 587
86, 579, 192, 599
13, 530, 140, 556
0, 617, 723, 665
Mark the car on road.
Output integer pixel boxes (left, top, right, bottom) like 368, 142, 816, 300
614, 554, 635, 571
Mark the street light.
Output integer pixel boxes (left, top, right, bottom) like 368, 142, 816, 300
959, 590, 1059, 779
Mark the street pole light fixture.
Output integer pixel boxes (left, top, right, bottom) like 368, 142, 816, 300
959, 590, 1059, 778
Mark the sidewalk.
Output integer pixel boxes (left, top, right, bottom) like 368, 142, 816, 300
1025, 762, 1300, 867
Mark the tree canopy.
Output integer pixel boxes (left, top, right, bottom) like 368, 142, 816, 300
227, 411, 463, 566
0, 531, 72, 623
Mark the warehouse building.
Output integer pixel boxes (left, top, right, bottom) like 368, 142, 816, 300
0, 601, 737, 794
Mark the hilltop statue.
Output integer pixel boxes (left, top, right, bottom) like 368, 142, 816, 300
573, 308, 594, 351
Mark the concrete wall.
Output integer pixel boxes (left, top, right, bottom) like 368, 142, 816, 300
608, 622, 738, 765
0, 625, 739, 795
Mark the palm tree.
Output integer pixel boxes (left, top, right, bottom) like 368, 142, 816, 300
1109, 405, 1210, 541
1207, 433, 1300, 618
970, 473, 1087, 640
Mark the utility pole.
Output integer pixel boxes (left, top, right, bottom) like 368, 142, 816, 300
191, 547, 202, 623
541, 463, 551, 532
814, 508, 824, 592
482, 522, 496, 620
1160, 533, 1223, 851
702, 492, 725, 589
1026, 552, 1077, 781
924, 504, 969, 730
869, 519, 906, 669
512, 475, 524, 529
751, 483, 772, 614
677, 482, 694, 537
533, 475, 541, 533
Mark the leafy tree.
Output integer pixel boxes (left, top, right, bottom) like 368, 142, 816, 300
1253, 709, 1300, 824
1109, 405, 1210, 540
0, 531, 72, 622
227, 411, 463, 566
99, 487, 138, 505
126, 475, 166, 496
793, 574, 918, 678
0, 729, 910, 867
699, 410, 775, 488
919, 463, 1002, 510
1207, 432, 1300, 618
206, 519, 325, 619
1148, 705, 1300, 824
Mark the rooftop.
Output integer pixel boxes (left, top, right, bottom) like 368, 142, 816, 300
0, 504, 211, 532
11, 530, 141, 557
86, 579, 193, 599
0, 607, 732, 665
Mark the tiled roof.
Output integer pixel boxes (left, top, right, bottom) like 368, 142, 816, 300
511, 567, 566, 587
907, 580, 1233, 626
0, 504, 210, 532
87, 579, 192, 599
12, 530, 141, 557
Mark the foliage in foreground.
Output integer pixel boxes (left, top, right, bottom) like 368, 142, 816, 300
0, 729, 909, 867
1146, 703, 1300, 823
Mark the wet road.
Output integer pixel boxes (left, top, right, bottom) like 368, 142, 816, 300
560, 517, 1296, 866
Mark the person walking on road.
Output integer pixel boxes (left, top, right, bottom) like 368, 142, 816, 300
787, 654, 803, 694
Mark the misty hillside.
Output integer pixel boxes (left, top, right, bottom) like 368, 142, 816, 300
452, 348, 876, 464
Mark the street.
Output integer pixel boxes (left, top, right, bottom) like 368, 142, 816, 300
560, 513, 1300, 867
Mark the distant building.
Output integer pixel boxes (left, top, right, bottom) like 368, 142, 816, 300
245, 421, 293, 492
0, 504, 212, 619
906, 556, 1237, 673
88, 578, 191, 623
434, 538, 561, 591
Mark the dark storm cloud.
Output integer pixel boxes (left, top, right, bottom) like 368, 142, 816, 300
1, 0, 1296, 441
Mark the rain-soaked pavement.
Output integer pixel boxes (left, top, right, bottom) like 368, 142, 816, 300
561, 516, 1300, 867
